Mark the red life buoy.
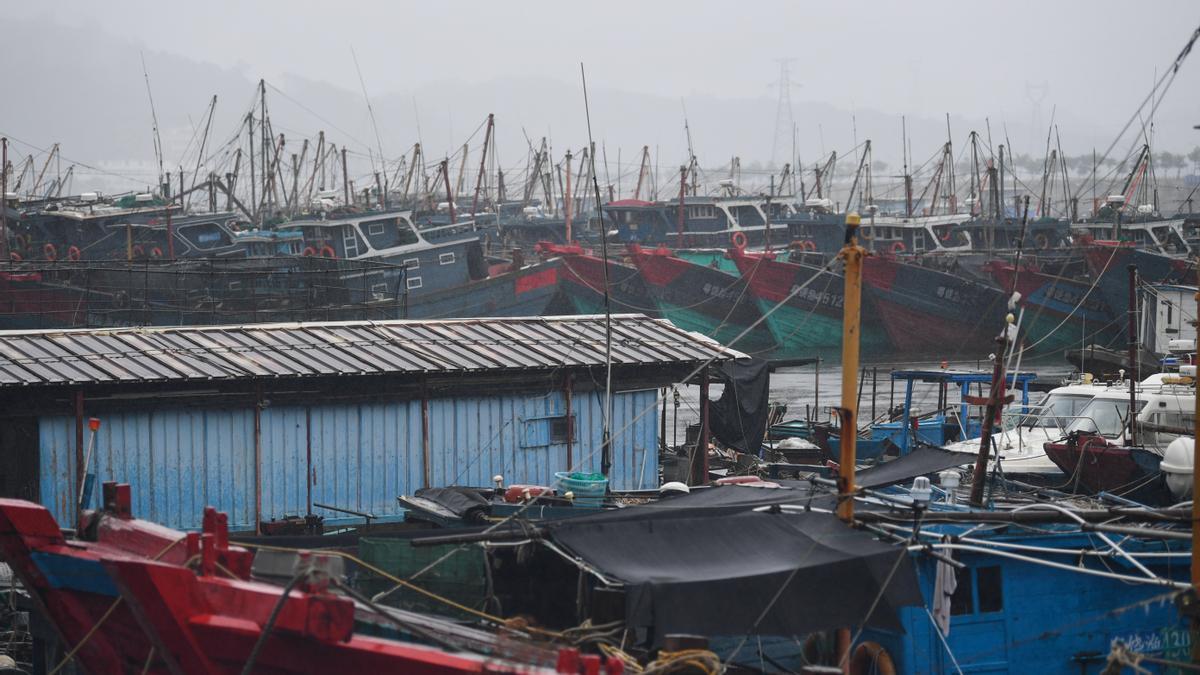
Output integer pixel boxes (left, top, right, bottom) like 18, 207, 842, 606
132, 244, 145, 259
939, 230, 952, 241
150, 247, 163, 259
43, 243, 57, 261
303, 246, 317, 257
889, 241, 906, 255
67, 245, 81, 261
802, 239, 817, 252
730, 231, 748, 249
9, 252, 21, 263
320, 245, 337, 258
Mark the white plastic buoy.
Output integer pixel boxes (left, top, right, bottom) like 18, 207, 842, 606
660, 481, 691, 496
1161, 438, 1195, 501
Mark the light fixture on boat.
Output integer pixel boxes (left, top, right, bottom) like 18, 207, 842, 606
937, 471, 959, 505
910, 476, 932, 507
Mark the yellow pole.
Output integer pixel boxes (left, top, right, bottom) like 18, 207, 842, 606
837, 212, 864, 522
836, 211, 864, 675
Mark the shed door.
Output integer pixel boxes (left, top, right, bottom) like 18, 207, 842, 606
0, 418, 39, 501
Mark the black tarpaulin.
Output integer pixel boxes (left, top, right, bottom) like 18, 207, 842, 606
709, 357, 772, 455
856, 447, 975, 489
546, 495, 921, 638
413, 487, 491, 521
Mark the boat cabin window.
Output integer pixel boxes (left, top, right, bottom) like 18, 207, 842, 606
1067, 399, 1146, 437
1143, 411, 1196, 447
913, 228, 926, 251
689, 205, 717, 220
951, 566, 1003, 616
1022, 393, 1093, 429
951, 567, 973, 615
731, 205, 764, 227
178, 222, 232, 250
1153, 225, 1189, 254
359, 217, 416, 250
976, 566, 1003, 613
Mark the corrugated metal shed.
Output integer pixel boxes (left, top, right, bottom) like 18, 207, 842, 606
0, 314, 739, 388
39, 387, 660, 530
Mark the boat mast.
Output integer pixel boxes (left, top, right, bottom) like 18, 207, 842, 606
677, 165, 687, 248
440, 159, 455, 222
633, 145, 650, 201
471, 114, 494, 218
1, 137, 7, 265
902, 116, 913, 218
564, 150, 573, 243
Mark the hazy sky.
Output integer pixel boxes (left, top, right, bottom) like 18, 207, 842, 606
5, 1, 1200, 194
23, 0, 1197, 117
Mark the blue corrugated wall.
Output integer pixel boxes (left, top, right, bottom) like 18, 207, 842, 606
39, 387, 660, 530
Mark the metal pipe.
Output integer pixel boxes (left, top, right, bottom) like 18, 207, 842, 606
254, 384, 263, 535
73, 390, 84, 529
565, 374, 574, 469
695, 368, 710, 485
1192, 283, 1200, 662
422, 380, 432, 489
1128, 264, 1138, 446
305, 407, 313, 517
916, 542, 1190, 590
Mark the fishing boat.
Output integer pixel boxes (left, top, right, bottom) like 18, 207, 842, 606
535, 242, 658, 317
0, 484, 593, 674
983, 260, 1122, 357
625, 243, 777, 355
1083, 241, 1192, 342
861, 255, 1009, 357
727, 245, 890, 357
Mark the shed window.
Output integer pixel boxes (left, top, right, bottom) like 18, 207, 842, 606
521, 415, 574, 447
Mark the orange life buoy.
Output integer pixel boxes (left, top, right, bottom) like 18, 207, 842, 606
802, 239, 817, 252
303, 246, 317, 257
889, 241, 906, 255
150, 247, 163, 259
67, 245, 81, 261
320, 245, 337, 259
43, 243, 57, 261
850, 642, 896, 675
731, 231, 748, 249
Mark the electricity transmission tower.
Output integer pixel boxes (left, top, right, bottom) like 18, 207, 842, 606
770, 58, 801, 168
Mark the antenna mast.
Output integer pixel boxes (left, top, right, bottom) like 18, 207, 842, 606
140, 53, 165, 195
